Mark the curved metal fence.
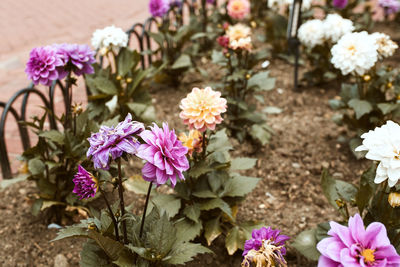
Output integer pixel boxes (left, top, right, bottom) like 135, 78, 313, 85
0, 0, 213, 178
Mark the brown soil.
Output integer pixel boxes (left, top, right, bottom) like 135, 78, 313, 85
0, 23, 399, 267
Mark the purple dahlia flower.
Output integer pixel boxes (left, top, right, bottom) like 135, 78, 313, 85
243, 227, 290, 257
317, 213, 400, 267
25, 46, 64, 86
379, 0, 400, 15
87, 113, 145, 170
333, 0, 348, 9
136, 122, 189, 187
149, 0, 170, 17
73, 165, 98, 199
55, 43, 96, 77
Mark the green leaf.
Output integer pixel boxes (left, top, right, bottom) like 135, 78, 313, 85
221, 175, 260, 197
263, 106, 282, 114
183, 204, 201, 223
200, 198, 233, 220
93, 76, 118, 95
188, 160, 214, 178
348, 99, 373, 119
349, 137, 366, 159
165, 243, 212, 265
328, 99, 345, 110
249, 124, 272, 145
204, 217, 222, 246
117, 48, 137, 77
151, 194, 181, 219
175, 219, 203, 243
192, 190, 217, 198
292, 228, 320, 261
377, 103, 397, 115
171, 54, 192, 69
125, 176, 155, 195
207, 129, 232, 153
230, 157, 257, 171
247, 71, 276, 91
147, 212, 176, 257
225, 226, 246, 255
356, 164, 377, 213
28, 158, 45, 176
52, 225, 90, 241
321, 169, 357, 209
211, 50, 226, 64
39, 130, 65, 145
80, 240, 112, 267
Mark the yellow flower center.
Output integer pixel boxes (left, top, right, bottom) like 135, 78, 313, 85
91, 174, 99, 190
347, 45, 357, 55
232, 1, 243, 11
394, 149, 400, 160
361, 249, 375, 264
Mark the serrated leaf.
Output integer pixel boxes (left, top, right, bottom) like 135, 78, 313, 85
200, 198, 233, 220
28, 158, 45, 176
348, 99, 373, 119
188, 160, 213, 178
356, 164, 377, 213
147, 212, 176, 257
165, 243, 211, 265
321, 169, 357, 209
171, 54, 191, 69
207, 129, 232, 153
175, 219, 203, 243
192, 190, 217, 198
125, 175, 155, 195
80, 240, 112, 267
183, 204, 201, 223
247, 71, 276, 91
221, 175, 260, 197
39, 130, 65, 145
151, 194, 181, 219
204, 217, 222, 246
225, 226, 246, 255
230, 157, 257, 171
117, 48, 137, 77
292, 229, 320, 261
93, 76, 118, 95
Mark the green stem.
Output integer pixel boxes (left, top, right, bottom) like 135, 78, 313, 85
117, 159, 128, 244
139, 182, 153, 238
99, 187, 120, 242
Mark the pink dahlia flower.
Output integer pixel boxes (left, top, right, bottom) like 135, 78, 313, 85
179, 87, 227, 132
25, 46, 64, 86
227, 0, 250, 20
137, 123, 189, 187
73, 165, 98, 200
317, 213, 400, 266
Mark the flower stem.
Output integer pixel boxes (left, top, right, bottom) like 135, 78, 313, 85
139, 181, 153, 239
117, 159, 128, 244
99, 187, 120, 242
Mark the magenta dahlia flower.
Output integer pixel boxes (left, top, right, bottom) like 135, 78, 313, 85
149, 0, 170, 17
87, 113, 145, 170
136, 123, 189, 187
317, 213, 400, 266
333, 0, 348, 9
25, 46, 64, 86
55, 43, 96, 77
73, 165, 98, 199
243, 227, 290, 257
379, 0, 400, 15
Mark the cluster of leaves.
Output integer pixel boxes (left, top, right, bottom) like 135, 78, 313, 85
150, 2, 223, 85
293, 166, 400, 260
212, 49, 277, 145
129, 129, 263, 255
85, 48, 156, 123
14, 110, 102, 222
54, 205, 211, 266
329, 66, 400, 158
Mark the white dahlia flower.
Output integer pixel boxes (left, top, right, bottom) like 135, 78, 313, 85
371, 32, 398, 59
356, 121, 400, 187
331, 31, 378, 76
323, 14, 355, 43
298, 19, 325, 49
230, 37, 252, 51
91, 25, 129, 55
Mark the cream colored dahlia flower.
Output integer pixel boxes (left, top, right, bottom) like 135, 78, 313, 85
371, 32, 398, 59
226, 23, 251, 42
179, 87, 227, 132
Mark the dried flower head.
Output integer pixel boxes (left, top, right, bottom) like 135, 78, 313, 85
242, 240, 288, 267
179, 87, 227, 132
73, 165, 98, 200
389, 192, 400, 208
371, 32, 398, 59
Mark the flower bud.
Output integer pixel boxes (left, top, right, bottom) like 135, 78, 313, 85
387, 82, 393, 89
388, 192, 400, 208
363, 75, 371, 82
225, 52, 231, 58
88, 223, 97, 230
335, 199, 346, 208
250, 21, 257, 28
126, 78, 132, 83
245, 74, 251, 80
116, 75, 122, 81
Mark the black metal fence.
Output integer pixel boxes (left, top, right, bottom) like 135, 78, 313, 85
0, 0, 214, 179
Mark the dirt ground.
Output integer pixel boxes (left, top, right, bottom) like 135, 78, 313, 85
0, 23, 399, 267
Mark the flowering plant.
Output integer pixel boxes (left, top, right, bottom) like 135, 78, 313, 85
54, 116, 211, 266
329, 31, 400, 158
212, 23, 276, 144
85, 43, 156, 123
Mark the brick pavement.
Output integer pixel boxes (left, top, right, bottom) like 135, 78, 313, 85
0, 0, 151, 178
